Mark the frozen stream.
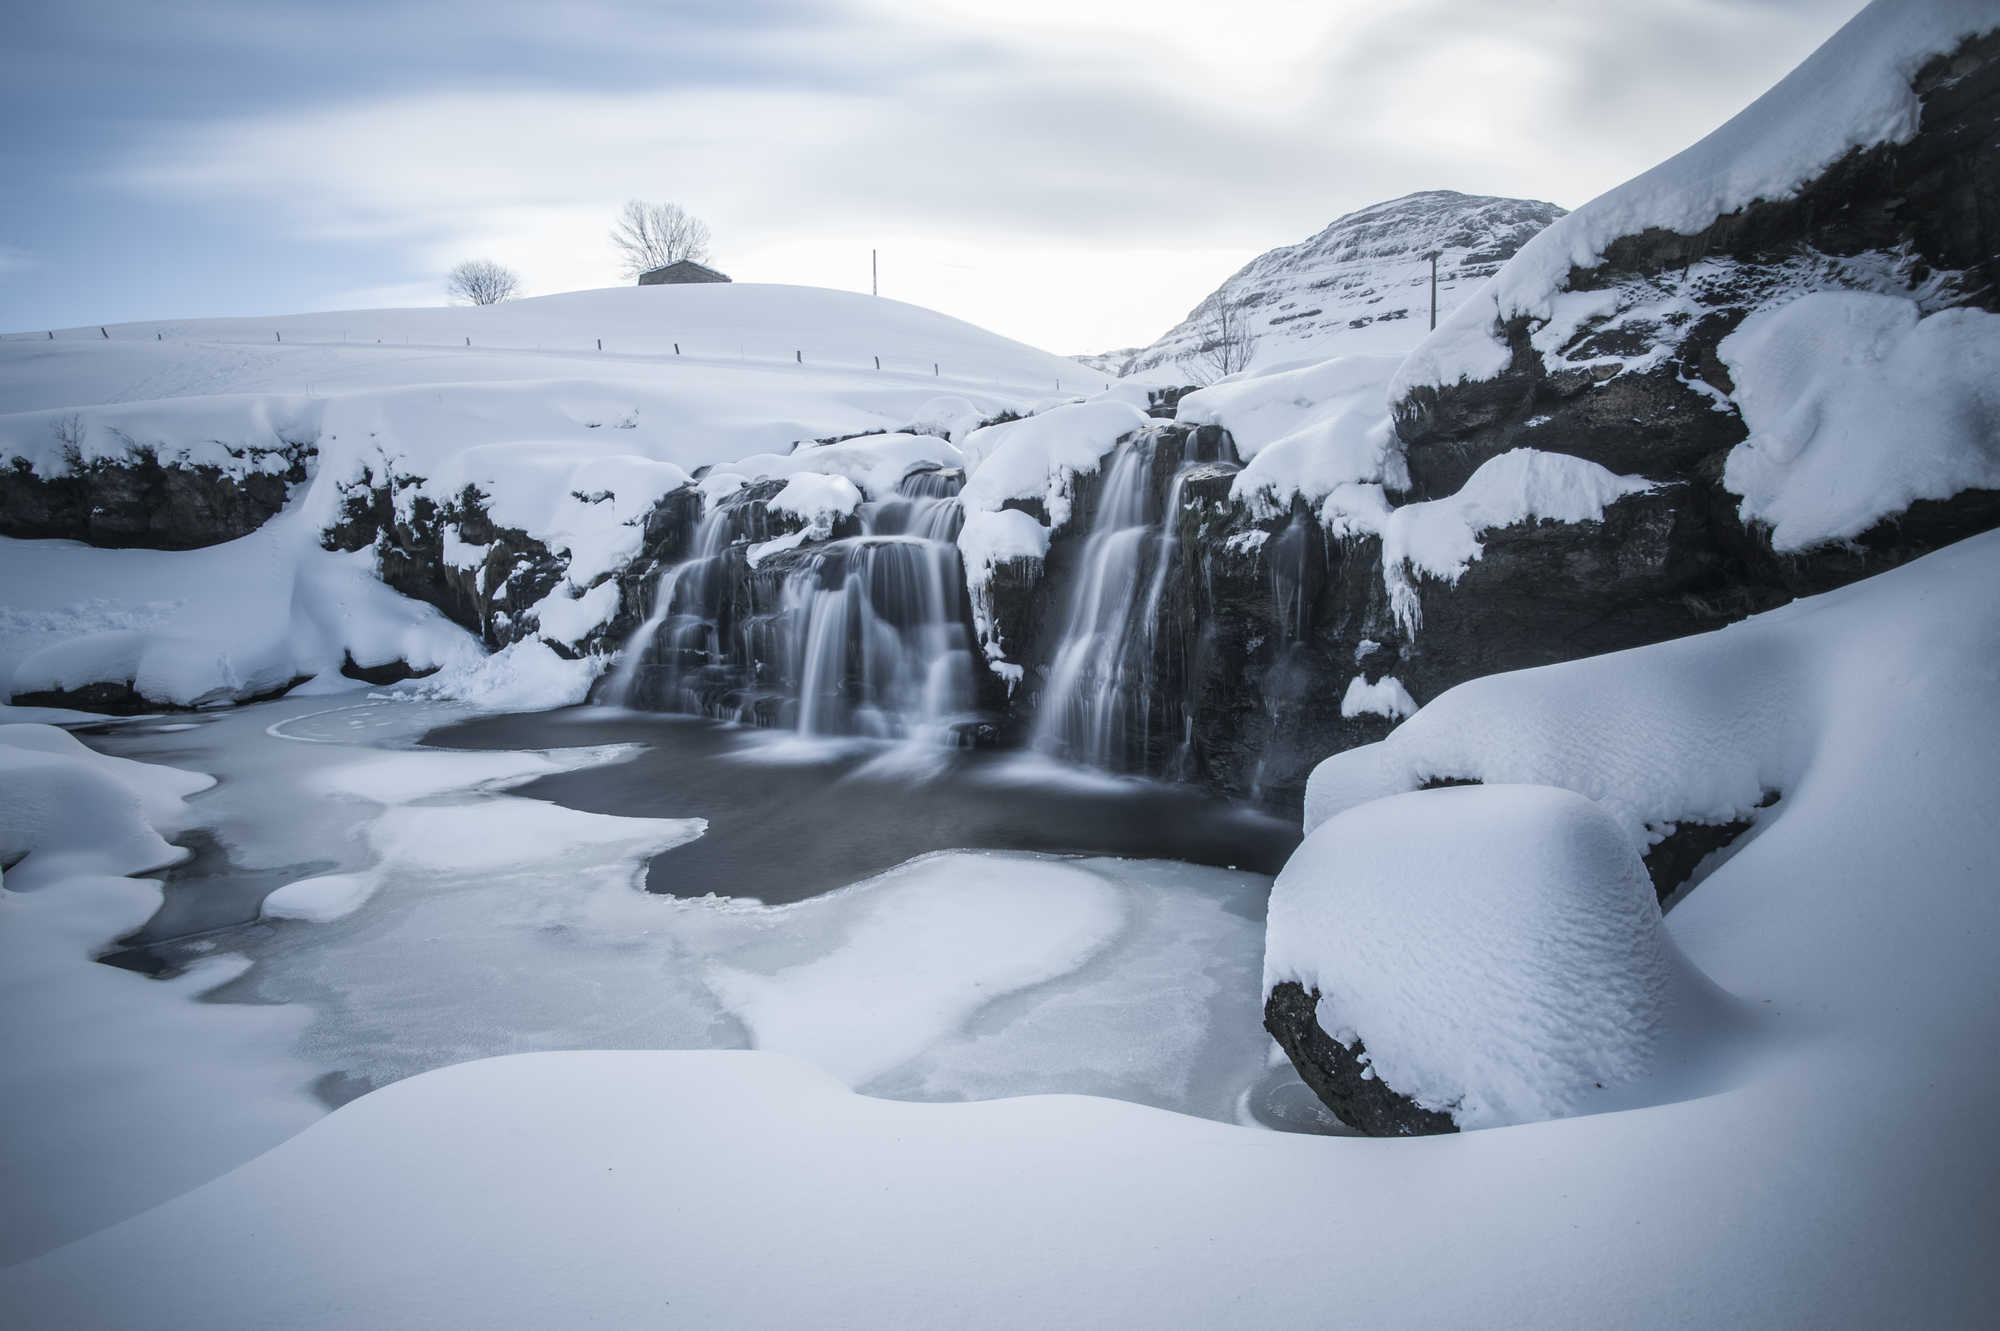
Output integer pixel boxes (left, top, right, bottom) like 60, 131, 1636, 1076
10, 692, 1328, 1262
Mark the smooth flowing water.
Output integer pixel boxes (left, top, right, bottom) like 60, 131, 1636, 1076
1031, 435, 1193, 772
611, 470, 978, 743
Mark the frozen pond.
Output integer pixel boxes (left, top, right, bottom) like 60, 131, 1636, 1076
12, 693, 1334, 1261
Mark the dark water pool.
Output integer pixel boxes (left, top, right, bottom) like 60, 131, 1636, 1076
426, 709, 1301, 904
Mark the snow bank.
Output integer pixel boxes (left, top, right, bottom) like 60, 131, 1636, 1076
1266, 784, 1725, 1127
0, 394, 315, 476
397, 639, 604, 712
710, 431, 962, 501
0, 516, 480, 709
1393, 0, 1998, 397
957, 400, 1150, 526
0, 727, 316, 1265
1307, 528, 2000, 856
1719, 291, 2000, 549
0, 724, 209, 884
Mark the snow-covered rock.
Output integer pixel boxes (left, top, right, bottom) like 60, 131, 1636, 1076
1264, 783, 1731, 1132
1719, 291, 2000, 550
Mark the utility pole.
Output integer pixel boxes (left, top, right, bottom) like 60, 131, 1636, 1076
1426, 250, 1442, 330
872, 248, 878, 297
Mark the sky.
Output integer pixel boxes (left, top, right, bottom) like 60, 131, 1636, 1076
1, 0, 1871, 354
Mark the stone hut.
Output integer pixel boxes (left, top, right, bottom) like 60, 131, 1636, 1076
638, 260, 731, 286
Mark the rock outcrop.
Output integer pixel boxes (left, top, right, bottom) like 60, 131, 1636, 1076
0, 440, 310, 549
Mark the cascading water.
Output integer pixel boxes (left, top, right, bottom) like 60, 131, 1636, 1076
605, 504, 734, 710
1030, 434, 1190, 771
610, 466, 979, 744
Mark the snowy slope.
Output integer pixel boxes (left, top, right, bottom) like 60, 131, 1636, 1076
1, 283, 1102, 408
9, 527, 1997, 1328
1118, 191, 1563, 377
0, 285, 1110, 709
1395, 0, 1999, 397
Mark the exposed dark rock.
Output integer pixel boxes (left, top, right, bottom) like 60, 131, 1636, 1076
1, 438, 311, 549
11, 673, 314, 716
338, 653, 440, 686
323, 473, 567, 651
1644, 790, 1779, 905
1263, 981, 1458, 1137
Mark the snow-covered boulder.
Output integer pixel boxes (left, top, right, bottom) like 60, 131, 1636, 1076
1264, 783, 1729, 1134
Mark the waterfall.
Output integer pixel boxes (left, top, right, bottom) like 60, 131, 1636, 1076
1030, 435, 1190, 770
788, 535, 976, 741
605, 504, 733, 709
609, 468, 977, 743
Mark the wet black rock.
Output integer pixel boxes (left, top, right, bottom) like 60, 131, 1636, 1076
1263, 981, 1458, 1136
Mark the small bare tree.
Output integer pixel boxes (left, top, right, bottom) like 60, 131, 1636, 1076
1195, 299, 1259, 381
611, 200, 712, 278
446, 259, 520, 306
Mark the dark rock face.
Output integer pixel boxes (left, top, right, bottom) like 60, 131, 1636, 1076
322, 472, 568, 652
0, 440, 311, 549
1263, 981, 1458, 1136
1395, 28, 2000, 509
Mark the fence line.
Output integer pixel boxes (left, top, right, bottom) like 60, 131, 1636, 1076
0, 325, 1112, 395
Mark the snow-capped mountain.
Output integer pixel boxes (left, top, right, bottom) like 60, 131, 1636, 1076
1117, 190, 1565, 377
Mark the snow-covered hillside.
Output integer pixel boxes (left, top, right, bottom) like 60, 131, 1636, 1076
1115, 191, 1564, 378
0, 285, 1104, 711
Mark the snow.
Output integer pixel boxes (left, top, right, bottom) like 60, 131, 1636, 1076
1123, 191, 1564, 378
1719, 290, 2000, 549
767, 471, 863, 534
0, 283, 1096, 711
1338, 674, 1417, 721
709, 431, 963, 501
260, 872, 378, 923
1265, 784, 1742, 1128
706, 853, 1125, 1085
956, 399, 1150, 527
1341, 448, 1655, 635
0, 516, 480, 709
0, 726, 317, 1266
1394, 0, 1998, 397
901, 394, 986, 442
1175, 355, 1405, 518
397, 637, 602, 712
5, 529, 2000, 1321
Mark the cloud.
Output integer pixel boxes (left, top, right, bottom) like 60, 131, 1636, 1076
19, 0, 1874, 349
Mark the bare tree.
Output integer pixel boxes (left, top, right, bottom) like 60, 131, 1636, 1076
1194, 299, 1259, 381
611, 200, 712, 278
446, 259, 520, 306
